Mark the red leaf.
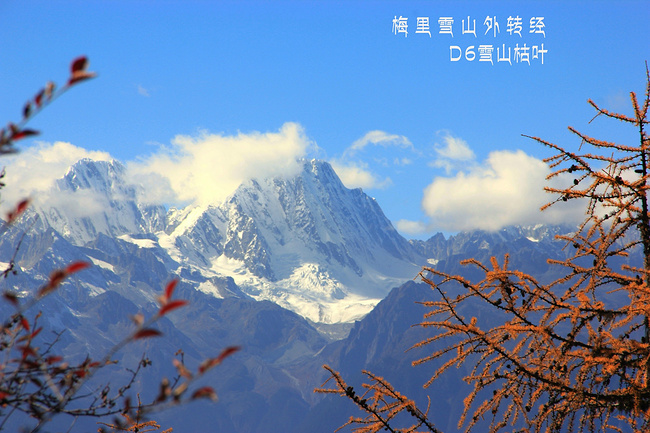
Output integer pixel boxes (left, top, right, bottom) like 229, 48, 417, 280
15, 199, 29, 214
65, 261, 91, 274
10, 128, 39, 142
23, 102, 31, 119
71, 56, 88, 74
30, 327, 42, 338
42, 262, 89, 294
46, 356, 63, 365
217, 346, 241, 363
165, 278, 179, 299
68, 72, 95, 86
198, 358, 217, 374
6, 198, 30, 224
19, 345, 36, 360
39, 270, 66, 297
159, 299, 188, 316
68, 56, 96, 85
3, 292, 19, 306
191, 386, 217, 401
34, 89, 45, 107
198, 346, 240, 374
20, 317, 30, 332
48, 270, 65, 286
133, 328, 162, 340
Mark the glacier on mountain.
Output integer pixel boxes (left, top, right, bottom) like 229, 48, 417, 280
22, 157, 426, 324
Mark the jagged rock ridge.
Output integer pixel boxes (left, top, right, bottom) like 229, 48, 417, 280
25, 158, 425, 324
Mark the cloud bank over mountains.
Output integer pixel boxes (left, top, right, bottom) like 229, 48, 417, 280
127, 122, 314, 206
395, 131, 583, 234
329, 129, 415, 191
0, 141, 113, 218
418, 149, 583, 232
0, 124, 582, 235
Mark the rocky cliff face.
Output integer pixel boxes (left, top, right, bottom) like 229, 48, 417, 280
36, 159, 167, 246
168, 160, 419, 275
48, 158, 418, 324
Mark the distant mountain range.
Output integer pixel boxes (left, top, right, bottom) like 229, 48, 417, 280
0, 157, 587, 432
22, 158, 424, 326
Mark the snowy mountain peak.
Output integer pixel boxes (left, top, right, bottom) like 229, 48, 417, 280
59, 158, 128, 195
37, 158, 167, 246
230, 160, 415, 271
18, 157, 425, 324
162, 159, 424, 323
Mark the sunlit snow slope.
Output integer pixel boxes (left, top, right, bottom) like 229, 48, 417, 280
30, 158, 425, 324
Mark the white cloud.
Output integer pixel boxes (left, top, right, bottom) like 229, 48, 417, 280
329, 129, 414, 190
329, 159, 392, 190
137, 84, 151, 97
128, 122, 314, 206
434, 134, 475, 161
394, 157, 412, 166
41, 188, 111, 219
395, 219, 429, 236
0, 124, 314, 218
0, 141, 112, 215
430, 133, 476, 174
347, 130, 412, 156
421, 149, 583, 232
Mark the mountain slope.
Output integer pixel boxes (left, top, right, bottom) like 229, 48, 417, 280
37, 158, 167, 246
153, 158, 426, 323
8, 157, 426, 325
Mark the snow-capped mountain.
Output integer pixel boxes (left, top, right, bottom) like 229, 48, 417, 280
162, 159, 422, 323
36, 159, 167, 246
22, 158, 425, 324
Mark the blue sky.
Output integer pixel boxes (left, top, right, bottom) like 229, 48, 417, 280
1, 1, 649, 238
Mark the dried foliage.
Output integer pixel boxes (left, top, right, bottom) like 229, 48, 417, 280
97, 395, 172, 433
0, 55, 94, 156
315, 365, 440, 433
318, 66, 650, 433
0, 58, 239, 432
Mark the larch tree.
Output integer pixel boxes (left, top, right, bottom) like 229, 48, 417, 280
316, 66, 650, 433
